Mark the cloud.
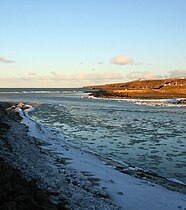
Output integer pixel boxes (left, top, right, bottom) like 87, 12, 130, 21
2, 72, 123, 82
126, 69, 186, 81
50, 71, 57, 76
0, 72, 124, 87
28, 72, 37, 76
168, 69, 186, 78
127, 71, 162, 80
74, 73, 123, 81
111, 55, 134, 65
41, 72, 123, 81
0, 56, 16, 64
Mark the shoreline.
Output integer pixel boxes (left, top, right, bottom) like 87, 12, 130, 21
0, 102, 67, 209
87, 89, 186, 101
0, 102, 118, 209
84, 78, 186, 100
0, 157, 67, 210
1, 101, 186, 209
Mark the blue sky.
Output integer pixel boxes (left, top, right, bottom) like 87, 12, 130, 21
0, 0, 186, 87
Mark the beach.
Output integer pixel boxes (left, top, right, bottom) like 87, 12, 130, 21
0, 102, 67, 209
0, 157, 67, 210
0, 98, 186, 209
0, 102, 118, 209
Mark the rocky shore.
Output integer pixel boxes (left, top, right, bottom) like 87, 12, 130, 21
0, 102, 67, 210
0, 157, 67, 210
0, 102, 118, 209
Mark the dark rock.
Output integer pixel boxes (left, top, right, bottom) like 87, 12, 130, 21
177, 99, 186, 104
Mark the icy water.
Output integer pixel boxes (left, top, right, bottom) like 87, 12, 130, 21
0, 88, 186, 184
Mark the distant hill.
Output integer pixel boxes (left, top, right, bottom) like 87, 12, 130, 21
85, 78, 186, 90
84, 78, 186, 99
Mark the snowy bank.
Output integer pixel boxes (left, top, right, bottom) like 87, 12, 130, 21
15, 104, 186, 210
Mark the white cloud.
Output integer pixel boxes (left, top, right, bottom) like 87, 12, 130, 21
0, 72, 124, 87
0, 56, 16, 64
126, 69, 186, 81
127, 71, 162, 80
111, 55, 134, 65
41, 72, 123, 81
168, 69, 186, 78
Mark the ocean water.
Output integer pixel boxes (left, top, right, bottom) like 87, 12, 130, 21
0, 88, 186, 184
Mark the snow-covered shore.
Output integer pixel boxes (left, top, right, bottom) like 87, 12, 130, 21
1, 102, 186, 209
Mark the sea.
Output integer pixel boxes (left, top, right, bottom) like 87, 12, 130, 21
0, 88, 186, 184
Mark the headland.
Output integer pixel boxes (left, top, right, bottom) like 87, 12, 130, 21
85, 78, 186, 100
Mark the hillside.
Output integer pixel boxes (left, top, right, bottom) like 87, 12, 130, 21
85, 78, 186, 99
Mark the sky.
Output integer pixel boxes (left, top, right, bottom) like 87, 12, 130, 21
0, 0, 186, 87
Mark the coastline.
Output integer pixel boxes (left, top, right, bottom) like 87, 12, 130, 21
85, 78, 186, 100
0, 102, 67, 209
0, 101, 186, 210
87, 89, 186, 101
0, 102, 118, 209
0, 157, 67, 210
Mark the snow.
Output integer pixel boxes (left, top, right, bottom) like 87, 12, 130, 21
18, 106, 186, 210
88, 96, 186, 107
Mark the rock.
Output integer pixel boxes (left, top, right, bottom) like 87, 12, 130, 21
6, 102, 31, 112
177, 99, 186, 104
